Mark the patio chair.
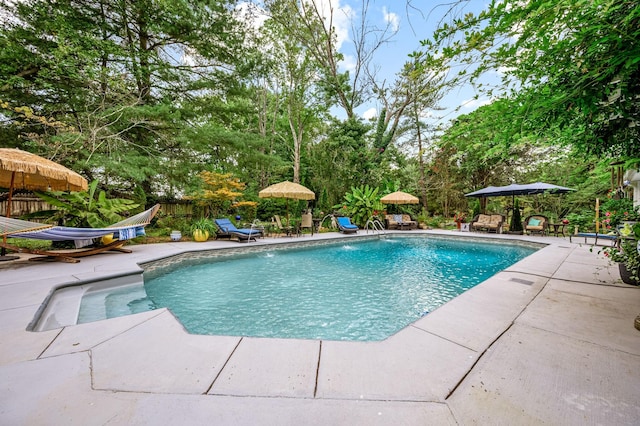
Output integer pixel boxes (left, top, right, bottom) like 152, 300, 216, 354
335, 216, 359, 234
214, 218, 262, 242
524, 215, 548, 236
300, 213, 313, 235
0, 204, 160, 263
272, 215, 298, 237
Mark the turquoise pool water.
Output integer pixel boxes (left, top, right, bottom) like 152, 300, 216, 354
78, 237, 536, 341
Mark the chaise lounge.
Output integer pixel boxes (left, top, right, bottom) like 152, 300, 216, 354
335, 216, 359, 234
214, 218, 262, 242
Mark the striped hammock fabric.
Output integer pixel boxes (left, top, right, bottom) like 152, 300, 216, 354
0, 204, 160, 245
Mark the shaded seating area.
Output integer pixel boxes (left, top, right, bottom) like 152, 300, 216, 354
384, 214, 417, 230
214, 218, 262, 242
470, 214, 505, 233
335, 216, 359, 234
524, 215, 548, 236
271, 215, 297, 237
0, 204, 160, 263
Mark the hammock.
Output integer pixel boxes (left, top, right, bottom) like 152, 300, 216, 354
0, 204, 160, 262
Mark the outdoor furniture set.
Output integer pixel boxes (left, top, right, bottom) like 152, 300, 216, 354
384, 214, 418, 230
469, 214, 505, 233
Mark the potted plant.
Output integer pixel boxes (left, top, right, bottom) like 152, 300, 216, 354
453, 211, 467, 230
190, 218, 215, 242
601, 222, 640, 285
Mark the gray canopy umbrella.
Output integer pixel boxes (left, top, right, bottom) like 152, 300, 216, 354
465, 182, 576, 198
465, 182, 576, 217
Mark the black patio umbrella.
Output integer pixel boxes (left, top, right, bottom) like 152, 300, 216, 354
465, 182, 576, 216
465, 182, 576, 199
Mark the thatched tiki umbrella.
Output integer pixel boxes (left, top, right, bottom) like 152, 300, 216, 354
380, 191, 420, 206
258, 181, 315, 224
0, 148, 88, 260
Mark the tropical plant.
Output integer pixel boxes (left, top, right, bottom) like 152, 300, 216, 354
190, 217, 216, 241
190, 218, 216, 235
29, 180, 139, 228
337, 185, 384, 226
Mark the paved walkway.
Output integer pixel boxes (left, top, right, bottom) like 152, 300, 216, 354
1, 231, 639, 425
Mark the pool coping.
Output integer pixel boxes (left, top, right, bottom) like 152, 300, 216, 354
1, 230, 639, 424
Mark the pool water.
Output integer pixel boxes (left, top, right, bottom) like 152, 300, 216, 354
78, 237, 536, 341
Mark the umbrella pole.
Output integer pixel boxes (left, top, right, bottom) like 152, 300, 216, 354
1, 172, 20, 261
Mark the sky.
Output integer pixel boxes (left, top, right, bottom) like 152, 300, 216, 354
320, 0, 496, 126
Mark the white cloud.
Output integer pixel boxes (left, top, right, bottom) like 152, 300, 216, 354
460, 97, 493, 109
496, 66, 515, 75
362, 107, 378, 120
341, 54, 357, 73
382, 7, 399, 32
311, 0, 353, 50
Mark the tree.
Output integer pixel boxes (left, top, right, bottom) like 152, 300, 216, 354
0, 0, 251, 196
419, 0, 640, 157
189, 171, 256, 219
264, 0, 396, 119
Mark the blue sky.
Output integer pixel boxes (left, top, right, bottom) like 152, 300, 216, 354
332, 0, 495, 126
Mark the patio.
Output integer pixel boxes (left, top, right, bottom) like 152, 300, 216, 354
1, 230, 639, 425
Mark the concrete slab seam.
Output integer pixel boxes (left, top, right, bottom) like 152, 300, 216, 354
444, 274, 551, 400
313, 340, 322, 398
84, 309, 168, 352
36, 327, 64, 359
205, 336, 244, 395
515, 319, 640, 357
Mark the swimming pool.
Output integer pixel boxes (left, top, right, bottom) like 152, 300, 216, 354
77, 236, 537, 341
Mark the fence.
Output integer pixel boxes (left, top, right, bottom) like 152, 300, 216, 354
0, 195, 52, 218
0, 193, 193, 219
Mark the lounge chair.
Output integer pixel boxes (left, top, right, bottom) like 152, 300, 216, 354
0, 204, 160, 263
524, 215, 548, 236
336, 216, 359, 234
214, 218, 262, 242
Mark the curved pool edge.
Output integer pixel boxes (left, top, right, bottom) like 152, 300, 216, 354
30, 231, 546, 334
3, 231, 639, 424
34, 233, 572, 400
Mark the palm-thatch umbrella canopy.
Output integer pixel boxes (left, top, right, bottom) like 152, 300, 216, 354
380, 191, 419, 205
258, 181, 315, 200
258, 181, 315, 224
0, 148, 88, 194
0, 148, 88, 260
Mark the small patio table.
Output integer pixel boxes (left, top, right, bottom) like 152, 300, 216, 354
549, 223, 567, 237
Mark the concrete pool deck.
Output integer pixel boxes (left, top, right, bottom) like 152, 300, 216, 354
0, 230, 639, 425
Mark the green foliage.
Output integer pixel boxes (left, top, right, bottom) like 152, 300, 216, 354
29, 180, 139, 228
337, 185, 384, 226
565, 211, 595, 233
601, 223, 640, 283
421, 0, 640, 157
190, 218, 216, 236
600, 198, 639, 228
153, 213, 190, 236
